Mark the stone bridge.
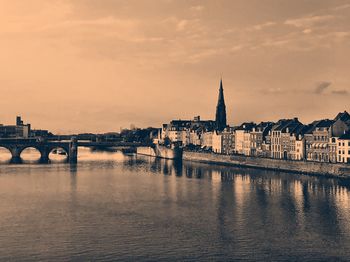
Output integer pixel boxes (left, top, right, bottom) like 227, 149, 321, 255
0, 138, 78, 163
0, 138, 150, 164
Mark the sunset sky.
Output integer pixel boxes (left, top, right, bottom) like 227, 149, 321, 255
1, 0, 349, 133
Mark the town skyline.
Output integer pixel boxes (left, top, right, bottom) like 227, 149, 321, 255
1, 0, 350, 133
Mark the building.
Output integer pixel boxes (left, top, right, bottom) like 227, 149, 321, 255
161, 116, 215, 146
243, 131, 251, 156
329, 137, 338, 163
270, 118, 303, 159
212, 131, 223, 153
305, 112, 350, 162
215, 79, 227, 131
30, 129, 51, 138
332, 111, 350, 137
0, 116, 31, 138
337, 133, 350, 163
222, 127, 235, 155
289, 125, 308, 161
188, 129, 201, 146
234, 122, 256, 155
308, 119, 334, 162
201, 131, 213, 149
250, 122, 274, 157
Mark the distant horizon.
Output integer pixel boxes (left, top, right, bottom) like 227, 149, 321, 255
1, 108, 348, 135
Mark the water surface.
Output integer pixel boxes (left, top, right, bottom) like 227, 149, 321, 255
0, 148, 349, 261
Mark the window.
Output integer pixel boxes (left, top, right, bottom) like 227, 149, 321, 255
339, 142, 341, 146
339, 150, 341, 155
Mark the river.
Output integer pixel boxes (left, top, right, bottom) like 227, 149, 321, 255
0, 148, 350, 261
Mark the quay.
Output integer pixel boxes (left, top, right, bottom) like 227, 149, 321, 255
182, 151, 350, 179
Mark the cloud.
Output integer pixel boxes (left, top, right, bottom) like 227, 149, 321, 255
332, 89, 349, 95
262, 38, 291, 48
302, 28, 312, 34
314, 81, 331, 94
176, 19, 188, 31
333, 4, 350, 11
251, 21, 276, 31
230, 45, 243, 52
190, 5, 204, 12
332, 31, 350, 38
285, 15, 334, 28
186, 48, 220, 64
265, 87, 284, 94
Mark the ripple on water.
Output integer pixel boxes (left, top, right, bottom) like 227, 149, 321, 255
0, 150, 350, 261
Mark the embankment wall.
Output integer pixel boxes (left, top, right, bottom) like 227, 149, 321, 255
183, 151, 350, 178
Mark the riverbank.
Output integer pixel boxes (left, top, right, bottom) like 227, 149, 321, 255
137, 145, 182, 160
183, 151, 350, 178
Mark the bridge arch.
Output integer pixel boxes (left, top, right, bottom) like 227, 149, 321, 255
0, 138, 78, 164
48, 146, 68, 162
0, 146, 12, 162
20, 146, 42, 162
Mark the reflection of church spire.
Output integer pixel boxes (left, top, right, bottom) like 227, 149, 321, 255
215, 78, 227, 131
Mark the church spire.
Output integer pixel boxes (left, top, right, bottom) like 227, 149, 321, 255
215, 78, 227, 131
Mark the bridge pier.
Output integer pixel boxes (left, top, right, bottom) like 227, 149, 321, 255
9, 147, 22, 164
69, 138, 78, 164
39, 147, 50, 164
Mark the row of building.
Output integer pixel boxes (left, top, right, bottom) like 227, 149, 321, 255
158, 112, 350, 164
157, 79, 350, 164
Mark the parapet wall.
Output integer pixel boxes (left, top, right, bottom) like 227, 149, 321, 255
183, 151, 350, 178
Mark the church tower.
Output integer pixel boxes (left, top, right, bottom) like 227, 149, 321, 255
215, 78, 227, 131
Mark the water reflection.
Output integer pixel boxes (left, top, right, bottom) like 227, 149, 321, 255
49, 147, 68, 162
0, 151, 349, 260
0, 147, 12, 163
20, 147, 41, 163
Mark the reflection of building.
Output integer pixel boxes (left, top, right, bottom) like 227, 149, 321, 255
337, 133, 350, 163
0, 116, 31, 138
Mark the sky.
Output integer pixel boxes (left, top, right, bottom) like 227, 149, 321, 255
0, 0, 349, 134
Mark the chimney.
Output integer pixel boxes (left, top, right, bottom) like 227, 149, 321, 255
16, 116, 22, 126
194, 116, 200, 122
